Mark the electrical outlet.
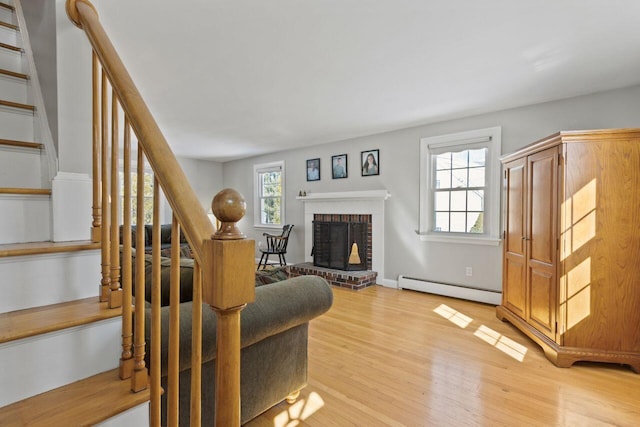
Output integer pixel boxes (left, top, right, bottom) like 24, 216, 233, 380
465, 267, 473, 276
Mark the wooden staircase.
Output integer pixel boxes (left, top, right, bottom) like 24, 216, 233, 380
0, 1, 149, 425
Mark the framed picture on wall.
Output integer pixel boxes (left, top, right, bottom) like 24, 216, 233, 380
306, 158, 320, 181
361, 149, 379, 176
331, 154, 348, 179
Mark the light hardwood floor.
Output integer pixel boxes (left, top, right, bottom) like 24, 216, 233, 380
246, 285, 640, 427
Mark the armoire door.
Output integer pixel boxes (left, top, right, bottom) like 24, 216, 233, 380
526, 146, 559, 340
502, 157, 527, 317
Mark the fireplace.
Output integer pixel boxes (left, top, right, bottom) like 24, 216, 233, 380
313, 215, 371, 271
299, 190, 391, 283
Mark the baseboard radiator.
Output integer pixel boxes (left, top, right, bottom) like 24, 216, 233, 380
397, 275, 501, 305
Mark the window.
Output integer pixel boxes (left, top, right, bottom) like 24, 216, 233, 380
120, 169, 154, 225
254, 161, 285, 227
419, 127, 501, 245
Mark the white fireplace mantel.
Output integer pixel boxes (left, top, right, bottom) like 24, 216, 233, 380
296, 189, 391, 202
299, 190, 391, 283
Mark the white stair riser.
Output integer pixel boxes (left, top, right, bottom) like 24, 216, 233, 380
0, 45, 21, 72
0, 194, 50, 244
0, 73, 28, 103
96, 404, 150, 427
0, 250, 100, 313
0, 108, 33, 141
0, 9, 15, 25
0, 146, 42, 188
0, 317, 121, 407
0, 25, 18, 47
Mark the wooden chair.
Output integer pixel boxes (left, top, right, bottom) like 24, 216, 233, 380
257, 224, 294, 270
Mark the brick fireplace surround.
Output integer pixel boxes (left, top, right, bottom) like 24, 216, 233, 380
293, 190, 391, 289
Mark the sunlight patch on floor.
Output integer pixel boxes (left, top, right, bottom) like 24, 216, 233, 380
474, 325, 528, 361
433, 303, 473, 328
272, 392, 325, 427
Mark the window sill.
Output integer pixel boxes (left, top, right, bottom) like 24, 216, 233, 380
254, 224, 283, 230
415, 231, 501, 246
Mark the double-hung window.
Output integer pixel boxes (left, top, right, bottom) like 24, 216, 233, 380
254, 161, 285, 227
119, 169, 155, 225
419, 127, 501, 245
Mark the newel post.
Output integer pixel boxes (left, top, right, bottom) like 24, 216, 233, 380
203, 189, 255, 427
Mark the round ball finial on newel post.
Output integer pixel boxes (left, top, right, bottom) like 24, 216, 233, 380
212, 188, 247, 240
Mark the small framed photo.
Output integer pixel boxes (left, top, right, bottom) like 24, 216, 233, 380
306, 158, 320, 181
361, 149, 379, 176
331, 154, 348, 179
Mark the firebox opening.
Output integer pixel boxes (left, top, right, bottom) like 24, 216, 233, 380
312, 219, 369, 271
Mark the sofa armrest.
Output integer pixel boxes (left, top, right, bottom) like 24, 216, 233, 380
145, 275, 333, 375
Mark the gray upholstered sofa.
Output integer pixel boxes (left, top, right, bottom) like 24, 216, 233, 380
135, 251, 333, 425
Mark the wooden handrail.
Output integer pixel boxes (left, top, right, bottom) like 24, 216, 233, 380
66, 0, 214, 262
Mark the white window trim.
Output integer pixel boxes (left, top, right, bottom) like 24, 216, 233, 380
418, 126, 502, 245
253, 160, 285, 229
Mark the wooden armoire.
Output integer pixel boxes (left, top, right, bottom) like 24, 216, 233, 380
496, 128, 640, 373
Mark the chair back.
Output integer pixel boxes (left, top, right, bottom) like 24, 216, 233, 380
277, 224, 293, 252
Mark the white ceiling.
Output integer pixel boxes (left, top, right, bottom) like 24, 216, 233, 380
96, 0, 640, 162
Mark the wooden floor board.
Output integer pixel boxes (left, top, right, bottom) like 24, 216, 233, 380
245, 285, 640, 426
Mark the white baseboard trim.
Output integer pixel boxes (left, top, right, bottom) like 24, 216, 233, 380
379, 278, 398, 288
398, 275, 501, 305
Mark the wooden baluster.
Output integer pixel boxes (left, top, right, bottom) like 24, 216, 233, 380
109, 90, 122, 308
119, 119, 133, 379
91, 51, 101, 242
203, 189, 255, 427
150, 176, 161, 425
99, 69, 110, 302
167, 215, 181, 426
190, 261, 202, 427
131, 149, 148, 392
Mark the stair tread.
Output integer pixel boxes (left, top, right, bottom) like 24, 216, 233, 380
0, 99, 33, 111
0, 3, 14, 12
0, 68, 28, 80
0, 369, 150, 426
0, 187, 51, 195
0, 41, 20, 52
0, 138, 41, 150
0, 240, 100, 257
0, 21, 17, 31
0, 296, 122, 344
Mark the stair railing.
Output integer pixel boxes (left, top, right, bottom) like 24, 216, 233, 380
65, 1, 255, 426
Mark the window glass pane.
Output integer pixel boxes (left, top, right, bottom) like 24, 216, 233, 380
143, 173, 154, 197
450, 212, 467, 232
468, 212, 484, 233
435, 212, 449, 232
260, 171, 281, 197
261, 197, 281, 224
451, 150, 468, 168
450, 191, 466, 211
468, 167, 485, 188
435, 153, 451, 170
435, 191, 450, 211
451, 168, 468, 188
468, 148, 487, 167
468, 190, 484, 211
436, 170, 451, 189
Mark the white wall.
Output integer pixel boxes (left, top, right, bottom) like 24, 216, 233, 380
21, 0, 58, 150
176, 156, 224, 214
223, 84, 640, 289
54, 0, 94, 175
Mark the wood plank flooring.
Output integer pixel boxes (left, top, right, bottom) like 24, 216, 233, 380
246, 285, 640, 427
